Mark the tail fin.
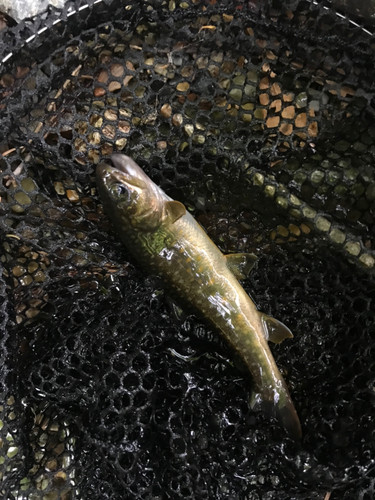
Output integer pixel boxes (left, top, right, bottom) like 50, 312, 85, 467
251, 383, 302, 442
276, 396, 302, 442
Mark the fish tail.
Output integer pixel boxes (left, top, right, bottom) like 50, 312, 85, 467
251, 382, 302, 442
275, 393, 302, 442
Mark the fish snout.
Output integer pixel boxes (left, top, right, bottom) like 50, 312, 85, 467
111, 154, 146, 180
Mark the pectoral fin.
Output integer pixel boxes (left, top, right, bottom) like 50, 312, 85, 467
225, 253, 257, 279
261, 313, 293, 344
165, 200, 186, 224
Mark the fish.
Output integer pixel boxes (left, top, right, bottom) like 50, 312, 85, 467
96, 154, 302, 441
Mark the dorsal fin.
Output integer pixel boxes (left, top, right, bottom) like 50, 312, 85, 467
261, 313, 293, 343
225, 253, 257, 279
165, 200, 186, 224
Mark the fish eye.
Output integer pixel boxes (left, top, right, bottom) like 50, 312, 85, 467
109, 183, 129, 200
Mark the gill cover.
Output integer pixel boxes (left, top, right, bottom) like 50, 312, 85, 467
96, 154, 182, 231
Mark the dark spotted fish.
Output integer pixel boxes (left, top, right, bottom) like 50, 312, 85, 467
96, 154, 302, 440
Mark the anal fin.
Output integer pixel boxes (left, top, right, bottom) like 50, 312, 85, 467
261, 313, 293, 344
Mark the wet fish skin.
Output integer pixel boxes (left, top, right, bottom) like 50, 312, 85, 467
96, 154, 302, 441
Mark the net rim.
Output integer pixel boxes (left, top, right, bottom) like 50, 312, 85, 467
1, 0, 375, 67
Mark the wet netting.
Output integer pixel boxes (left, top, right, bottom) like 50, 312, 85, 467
0, 0, 375, 498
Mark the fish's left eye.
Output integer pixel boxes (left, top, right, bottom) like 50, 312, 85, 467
109, 183, 129, 200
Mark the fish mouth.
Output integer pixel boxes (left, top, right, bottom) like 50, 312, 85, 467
106, 154, 153, 186
111, 154, 147, 180
96, 155, 147, 189
111, 154, 173, 202
96, 162, 113, 178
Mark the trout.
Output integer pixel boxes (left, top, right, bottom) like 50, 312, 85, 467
96, 154, 302, 440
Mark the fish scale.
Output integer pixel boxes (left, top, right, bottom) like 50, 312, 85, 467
96, 154, 301, 441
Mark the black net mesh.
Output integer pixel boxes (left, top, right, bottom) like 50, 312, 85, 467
1, 0, 375, 498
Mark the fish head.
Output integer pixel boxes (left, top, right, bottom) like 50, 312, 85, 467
96, 154, 166, 231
